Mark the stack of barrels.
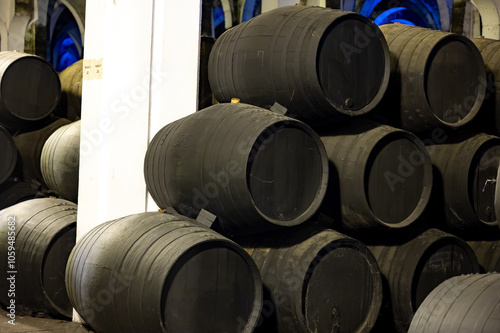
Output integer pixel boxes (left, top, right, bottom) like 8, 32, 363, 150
141, 6, 498, 333
3, 5, 500, 333
0, 53, 82, 321
0, 52, 82, 209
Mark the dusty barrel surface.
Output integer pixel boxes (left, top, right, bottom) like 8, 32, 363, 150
467, 240, 500, 273
0, 198, 76, 317
409, 273, 500, 333
0, 125, 16, 184
55, 59, 82, 121
144, 103, 328, 235
471, 37, 500, 135
379, 24, 485, 133
13, 117, 71, 185
319, 121, 432, 231
65, 212, 263, 333
208, 6, 390, 123
241, 227, 382, 333
41, 120, 80, 202
368, 228, 480, 332
0, 51, 61, 130
427, 133, 500, 231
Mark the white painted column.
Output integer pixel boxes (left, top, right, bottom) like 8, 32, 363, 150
472, 0, 500, 38
8, 14, 30, 51
78, 0, 201, 241
307, 0, 326, 6
0, 0, 15, 51
262, 0, 298, 12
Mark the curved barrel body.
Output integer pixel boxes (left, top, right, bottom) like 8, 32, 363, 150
0, 198, 76, 317
144, 103, 328, 235
379, 24, 485, 133
209, 6, 390, 124
66, 212, 263, 333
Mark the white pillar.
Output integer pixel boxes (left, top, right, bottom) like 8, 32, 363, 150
78, 0, 201, 241
8, 14, 30, 51
472, 0, 500, 38
0, 0, 15, 51
307, 0, 326, 6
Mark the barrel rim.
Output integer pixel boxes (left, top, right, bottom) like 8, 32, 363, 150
246, 119, 329, 226
301, 237, 383, 333
0, 125, 17, 184
1, 55, 61, 121
160, 238, 263, 333
424, 34, 485, 127
364, 129, 433, 229
316, 13, 391, 116
410, 234, 480, 312
466, 136, 500, 227
41, 222, 76, 318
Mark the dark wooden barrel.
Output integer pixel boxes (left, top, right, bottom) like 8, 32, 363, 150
144, 103, 328, 235
409, 273, 500, 333
368, 228, 480, 332
0, 51, 61, 130
318, 121, 432, 231
13, 117, 71, 185
467, 240, 500, 273
65, 212, 262, 333
240, 226, 382, 333
0, 125, 16, 184
0, 198, 76, 317
198, 37, 215, 110
470, 37, 500, 135
0, 181, 46, 210
426, 133, 500, 231
41, 120, 80, 202
377, 24, 485, 133
54, 59, 82, 121
208, 6, 390, 124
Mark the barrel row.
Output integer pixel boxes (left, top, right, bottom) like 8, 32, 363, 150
208, 6, 488, 134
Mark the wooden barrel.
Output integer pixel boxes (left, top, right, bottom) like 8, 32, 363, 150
13, 117, 71, 185
41, 120, 80, 202
368, 228, 480, 332
318, 121, 432, 231
470, 37, 500, 135
467, 240, 500, 273
0, 198, 76, 318
426, 133, 500, 231
0, 181, 45, 210
409, 273, 500, 333
208, 6, 390, 124
54, 59, 82, 121
0, 125, 16, 184
0, 51, 61, 130
198, 37, 215, 110
65, 212, 262, 333
144, 103, 328, 235
378, 24, 485, 133
240, 226, 382, 333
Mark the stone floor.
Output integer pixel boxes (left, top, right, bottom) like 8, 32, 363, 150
0, 308, 93, 333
